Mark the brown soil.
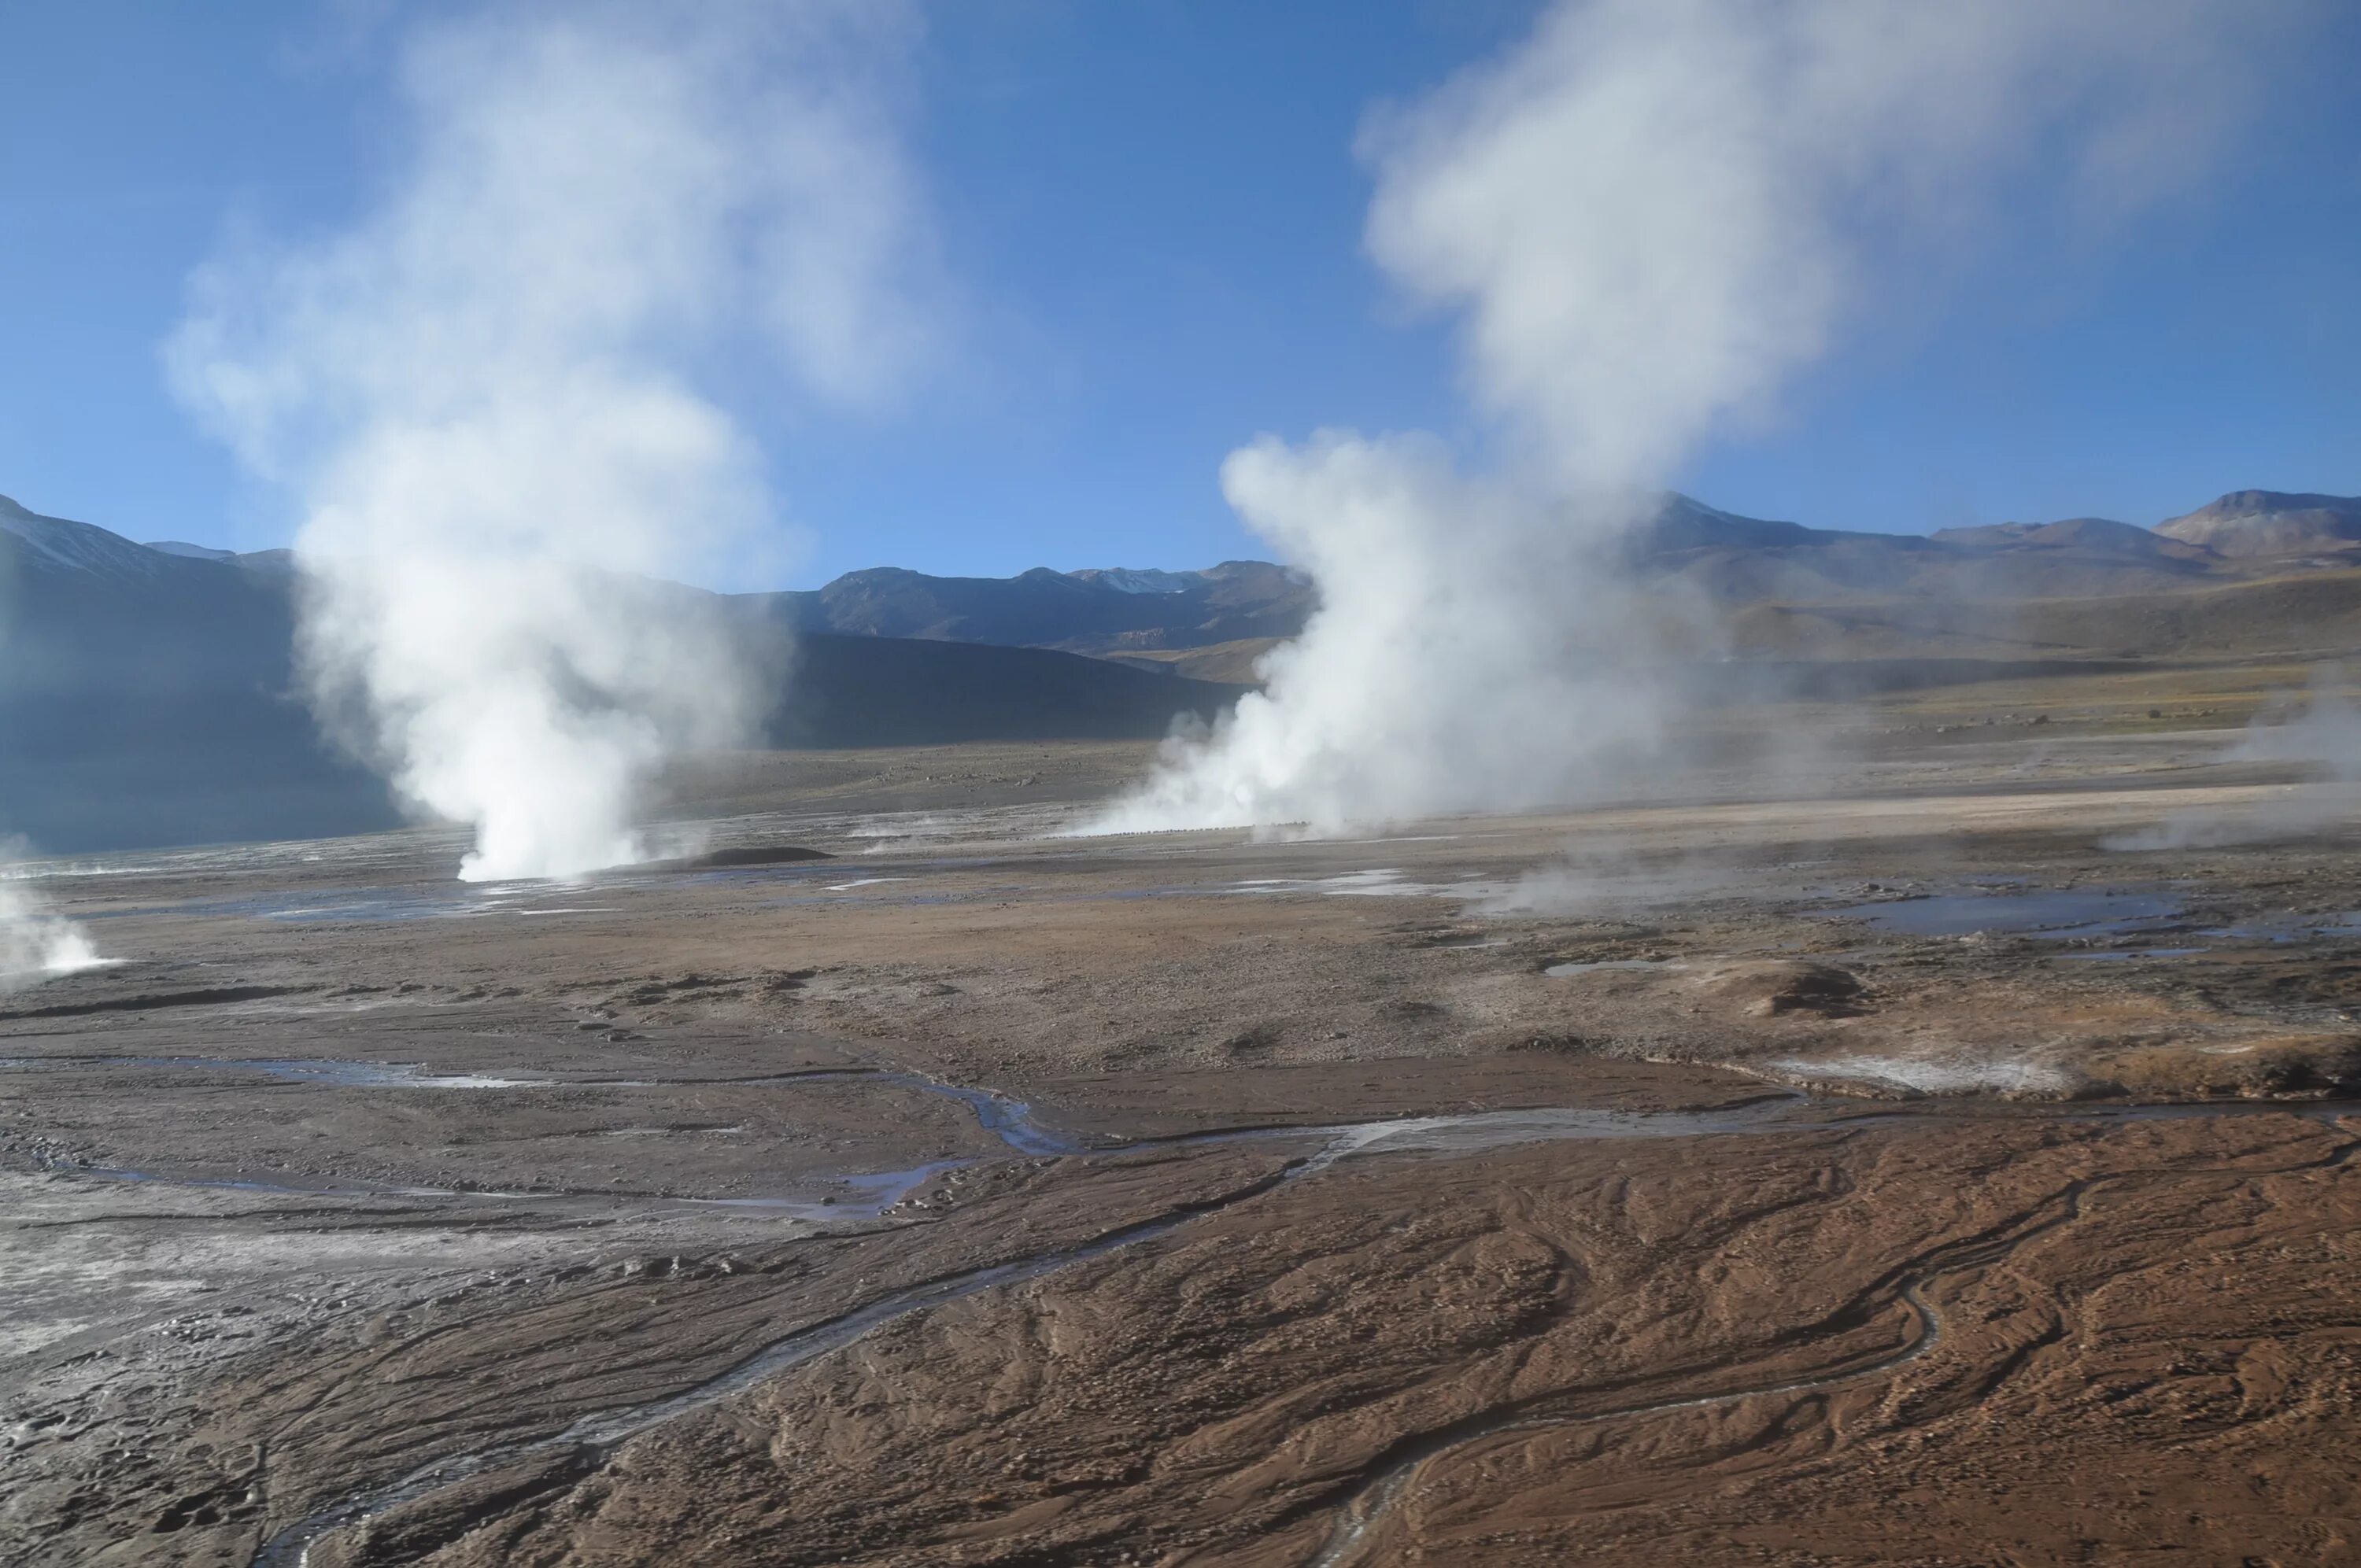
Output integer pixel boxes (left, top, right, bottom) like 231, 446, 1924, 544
7, 714, 2361, 1566
416, 1112, 2361, 1568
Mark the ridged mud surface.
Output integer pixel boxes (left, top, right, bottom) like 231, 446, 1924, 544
7, 730, 2361, 1565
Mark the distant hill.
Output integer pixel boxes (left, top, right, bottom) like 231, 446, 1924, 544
1723, 570, 2361, 662
2154, 491, 2361, 561
1069, 566, 1203, 594
769, 636, 1238, 747
9, 480, 2360, 852
1929, 516, 2206, 560
742, 558, 1315, 656
1633, 493, 1838, 552
418, 489, 2361, 673
1638, 497, 2234, 601
713, 489, 2344, 668
0, 496, 1244, 854
0, 494, 394, 851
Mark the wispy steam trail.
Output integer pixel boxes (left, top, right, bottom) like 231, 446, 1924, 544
2104, 666, 2361, 850
0, 870, 104, 985
1097, 0, 2282, 836
170, 0, 933, 880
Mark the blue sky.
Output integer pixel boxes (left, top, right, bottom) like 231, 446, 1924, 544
2, 1, 2355, 588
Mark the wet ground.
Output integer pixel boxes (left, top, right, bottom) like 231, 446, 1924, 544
6, 722, 2361, 1564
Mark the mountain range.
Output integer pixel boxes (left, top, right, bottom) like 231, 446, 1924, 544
745, 559, 1314, 680
752, 488, 2361, 677
0, 496, 1244, 852
2, 485, 2356, 853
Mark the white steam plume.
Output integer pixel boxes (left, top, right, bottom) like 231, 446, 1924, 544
1096, 0, 2282, 836
2104, 667, 2361, 850
168, 1, 933, 880
1106, 434, 1668, 831
0, 870, 105, 985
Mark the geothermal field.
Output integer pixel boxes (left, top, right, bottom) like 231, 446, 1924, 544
8, 685, 2361, 1565
7, 1, 2359, 1564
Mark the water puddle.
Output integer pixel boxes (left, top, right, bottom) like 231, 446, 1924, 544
689, 1162, 963, 1223
1295, 1101, 1798, 1171
1543, 959, 1670, 977
11, 1059, 1087, 1212
28, 1156, 514, 1202
2052, 948, 2208, 963
1231, 869, 1407, 895
1817, 888, 2182, 939
1322, 836, 1464, 846
897, 1079, 1082, 1157
0, 1055, 1077, 1144
1767, 1053, 2071, 1096
1227, 869, 1505, 900
27, 1148, 963, 1221
0, 1056, 538, 1090
2203, 910, 2361, 943
98, 884, 627, 924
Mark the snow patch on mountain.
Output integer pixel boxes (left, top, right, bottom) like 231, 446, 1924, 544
0, 496, 176, 582
1068, 567, 1205, 595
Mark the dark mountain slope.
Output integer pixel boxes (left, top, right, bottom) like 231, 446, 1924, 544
1930, 516, 2205, 559
0, 495, 297, 696
9, 480, 2361, 852
1631, 493, 1839, 552
768, 636, 1240, 747
1725, 570, 2361, 662
0, 495, 399, 851
726, 489, 2360, 665
741, 558, 1315, 654
1642, 497, 2227, 601
0, 498, 1244, 853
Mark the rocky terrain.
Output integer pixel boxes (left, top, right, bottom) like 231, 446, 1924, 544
6, 701, 2361, 1565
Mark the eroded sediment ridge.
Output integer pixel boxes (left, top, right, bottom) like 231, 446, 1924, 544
234, 1094, 2360, 1566
246, 1096, 1818, 1566
1306, 1112, 2361, 1566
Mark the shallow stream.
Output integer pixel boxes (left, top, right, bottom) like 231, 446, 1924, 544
241, 1092, 2359, 1566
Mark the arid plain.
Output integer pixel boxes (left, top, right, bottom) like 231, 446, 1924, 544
7, 679, 2361, 1567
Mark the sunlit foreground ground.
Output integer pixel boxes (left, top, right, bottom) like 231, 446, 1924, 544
7, 685, 2361, 1565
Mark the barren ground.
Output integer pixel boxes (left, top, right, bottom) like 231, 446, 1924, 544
7, 695, 2361, 1566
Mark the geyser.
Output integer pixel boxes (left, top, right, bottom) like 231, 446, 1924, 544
2104, 666, 2361, 850
168, 0, 935, 880
1096, 0, 2285, 836
0, 875, 104, 985
1095, 434, 1668, 832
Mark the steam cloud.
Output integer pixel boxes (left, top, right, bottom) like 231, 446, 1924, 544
2104, 667, 2361, 850
0, 872, 104, 986
169, 0, 933, 880
1097, 0, 2279, 836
